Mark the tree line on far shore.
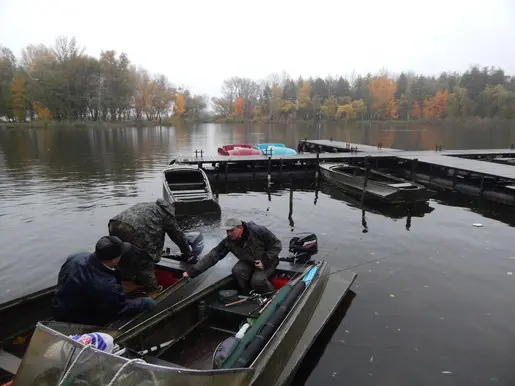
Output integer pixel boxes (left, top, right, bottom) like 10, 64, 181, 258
1, 36, 515, 124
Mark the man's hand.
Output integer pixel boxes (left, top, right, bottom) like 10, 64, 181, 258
254, 260, 264, 270
180, 249, 198, 264
182, 271, 190, 278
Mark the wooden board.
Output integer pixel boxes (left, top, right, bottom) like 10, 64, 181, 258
398, 154, 515, 180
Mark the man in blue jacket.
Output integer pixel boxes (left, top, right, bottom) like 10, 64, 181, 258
52, 235, 156, 326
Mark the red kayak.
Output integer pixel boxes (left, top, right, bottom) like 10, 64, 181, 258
217, 144, 262, 156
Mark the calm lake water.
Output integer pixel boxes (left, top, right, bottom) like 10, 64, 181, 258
1, 122, 515, 385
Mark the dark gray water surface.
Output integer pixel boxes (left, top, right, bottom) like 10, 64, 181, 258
1, 123, 515, 385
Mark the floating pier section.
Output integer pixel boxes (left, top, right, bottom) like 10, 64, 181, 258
171, 139, 515, 206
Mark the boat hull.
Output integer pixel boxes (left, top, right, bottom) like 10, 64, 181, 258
162, 164, 221, 216
320, 163, 435, 204
218, 144, 262, 156
8, 259, 357, 385
0, 258, 203, 381
253, 143, 297, 156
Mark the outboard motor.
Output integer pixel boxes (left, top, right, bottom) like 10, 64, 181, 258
287, 232, 318, 263
185, 231, 204, 257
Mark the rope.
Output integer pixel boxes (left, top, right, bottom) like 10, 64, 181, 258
57, 344, 92, 386
106, 358, 158, 386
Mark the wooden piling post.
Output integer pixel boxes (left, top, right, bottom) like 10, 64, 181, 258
411, 158, 418, 182
288, 173, 295, 227
213, 174, 220, 200
360, 156, 371, 206
479, 175, 485, 198
267, 156, 272, 186
315, 149, 320, 181
279, 158, 284, 178
224, 162, 228, 182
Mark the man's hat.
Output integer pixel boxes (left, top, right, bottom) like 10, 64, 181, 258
222, 218, 242, 231
95, 236, 132, 261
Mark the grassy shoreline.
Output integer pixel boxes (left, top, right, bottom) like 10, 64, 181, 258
1, 117, 512, 129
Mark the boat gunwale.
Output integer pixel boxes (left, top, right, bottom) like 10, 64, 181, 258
248, 261, 330, 383
32, 322, 255, 377
114, 273, 235, 341
276, 267, 357, 386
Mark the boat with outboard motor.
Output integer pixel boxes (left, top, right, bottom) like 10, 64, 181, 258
162, 164, 221, 216
6, 233, 357, 386
0, 232, 206, 383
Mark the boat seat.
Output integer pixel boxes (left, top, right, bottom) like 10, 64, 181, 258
168, 182, 206, 190
388, 182, 414, 188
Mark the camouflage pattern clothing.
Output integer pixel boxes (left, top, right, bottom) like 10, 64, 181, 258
108, 199, 191, 290
187, 221, 282, 294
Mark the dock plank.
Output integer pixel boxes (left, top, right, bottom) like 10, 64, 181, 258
300, 139, 402, 153
398, 154, 515, 179
173, 152, 390, 165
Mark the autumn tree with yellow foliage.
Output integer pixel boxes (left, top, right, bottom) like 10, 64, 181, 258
10, 73, 27, 122
368, 76, 397, 119
232, 97, 244, 117
423, 90, 448, 118
174, 93, 185, 116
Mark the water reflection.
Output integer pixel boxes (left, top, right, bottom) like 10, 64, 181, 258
3, 124, 515, 386
317, 181, 435, 231
432, 191, 515, 227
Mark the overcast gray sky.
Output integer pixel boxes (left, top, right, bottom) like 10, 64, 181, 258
1, 0, 514, 97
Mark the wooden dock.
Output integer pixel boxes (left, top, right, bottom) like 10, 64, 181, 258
397, 153, 515, 180
175, 140, 515, 181
172, 139, 515, 206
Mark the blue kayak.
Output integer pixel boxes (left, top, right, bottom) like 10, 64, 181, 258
253, 143, 297, 156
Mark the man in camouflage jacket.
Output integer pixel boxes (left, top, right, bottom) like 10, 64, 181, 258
108, 198, 193, 291
183, 218, 282, 294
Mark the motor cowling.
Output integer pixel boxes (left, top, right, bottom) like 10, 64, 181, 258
288, 232, 318, 263
185, 231, 204, 257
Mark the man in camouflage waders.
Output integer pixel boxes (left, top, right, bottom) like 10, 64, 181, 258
108, 199, 195, 292
183, 218, 282, 295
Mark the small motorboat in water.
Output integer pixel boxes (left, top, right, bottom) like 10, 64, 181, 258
6, 233, 357, 386
0, 232, 207, 384
217, 144, 262, 156
162, 164, 221, 216
319, 162, 436, 204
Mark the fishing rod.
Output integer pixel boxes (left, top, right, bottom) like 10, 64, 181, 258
327, 250, 404, 277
